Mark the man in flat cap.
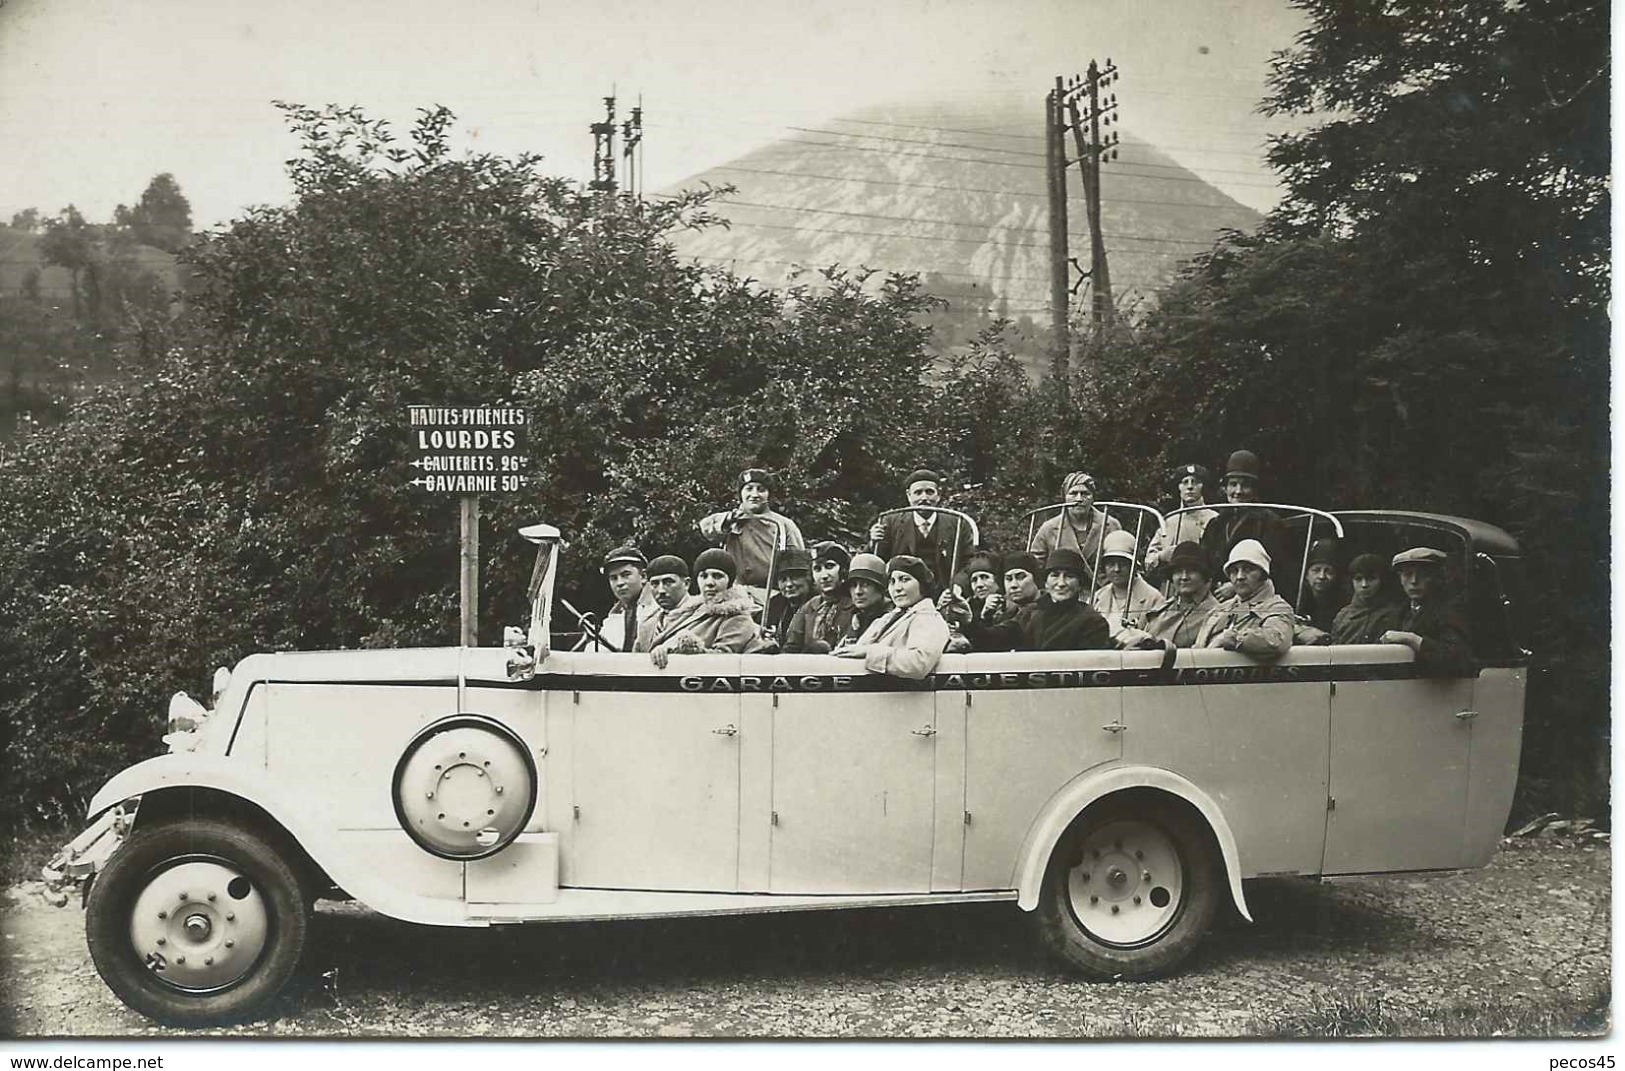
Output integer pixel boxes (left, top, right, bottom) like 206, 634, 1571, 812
1379, 547, 1473, 675
869, 468, 976, 590
698, 467, 805, 607
600, 545, 658, 652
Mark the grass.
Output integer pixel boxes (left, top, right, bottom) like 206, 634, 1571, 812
1252, 985, 1611, 1039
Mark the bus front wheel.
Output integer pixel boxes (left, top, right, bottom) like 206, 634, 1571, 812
1035, 799, 1220, 979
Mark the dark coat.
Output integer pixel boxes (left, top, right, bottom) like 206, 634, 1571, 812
1200, 507, 1291, 584
874, 512, 976, 593
1019, 597, 1113, 652
1331, 597, 1401, 646
1397, 599, 1474, 675
785, 590, 855, 654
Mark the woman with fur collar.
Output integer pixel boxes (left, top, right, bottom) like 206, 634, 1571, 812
1195, 539, 1296, 658
648, 548, 763, 668
833, 555, 950, 679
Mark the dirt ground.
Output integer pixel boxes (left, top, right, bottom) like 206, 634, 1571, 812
0, 835, 1608, 1039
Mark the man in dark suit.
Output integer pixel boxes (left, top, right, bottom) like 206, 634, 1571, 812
1200, 449, 1291, 594
868, 469, 976, 593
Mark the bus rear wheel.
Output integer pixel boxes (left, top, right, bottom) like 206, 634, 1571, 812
1035, 799, 1220, 979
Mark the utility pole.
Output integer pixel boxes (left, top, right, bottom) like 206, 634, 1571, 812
620, 100, 644, 200
1060, 60, 1121, 336
590, 95, 618, 212
1045, 78, 1071, 386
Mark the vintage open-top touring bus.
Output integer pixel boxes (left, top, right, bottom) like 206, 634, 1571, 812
43, 506, 1528, 1025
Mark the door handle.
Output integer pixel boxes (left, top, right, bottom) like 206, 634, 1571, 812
712, 724, 738, 737
1454, 709, 1479, 721
1102, 722, 1127, 734
911, 725, 937, 737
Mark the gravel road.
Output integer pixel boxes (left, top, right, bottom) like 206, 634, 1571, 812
0, 836, 1608, 1039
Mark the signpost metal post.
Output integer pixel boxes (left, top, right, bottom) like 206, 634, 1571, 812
407, 405, 530, 647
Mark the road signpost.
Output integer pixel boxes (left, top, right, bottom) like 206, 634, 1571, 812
408, 405, 529, 646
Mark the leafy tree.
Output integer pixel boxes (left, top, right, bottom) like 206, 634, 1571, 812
1087, 0, 1609, 815
9, 208, 41, 233
113, 173, 193, 253
38, 206, 95, 318
0, 106, 948, 821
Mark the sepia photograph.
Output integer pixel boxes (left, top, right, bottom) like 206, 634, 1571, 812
0, 0, 1610, 1054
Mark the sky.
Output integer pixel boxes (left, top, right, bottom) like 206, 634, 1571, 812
0, 0, 1308, 230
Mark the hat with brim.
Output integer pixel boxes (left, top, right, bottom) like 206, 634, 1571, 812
775, 547, 814, 576
1167, 541, 1210, 577
1044, 547, 1088, 578
1307, 538, 1340, 569
1224, 450, 1261, 482
965, 551, 999, 579
1100, 529, 1138, 563
1224, 538, 1272, 576
602, 545, 647, 573
1003, 552, 1042, 580
846, 552, 888, 590
694, 547, 738, 583
813, 541, 851, 572
1392, 546, 1447, 569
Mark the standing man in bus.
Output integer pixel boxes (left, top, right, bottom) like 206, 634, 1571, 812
869, 468, 976, 590
1028, 471, 1121, 583
698, 468, 805, 606
1200, 449, 1288, 590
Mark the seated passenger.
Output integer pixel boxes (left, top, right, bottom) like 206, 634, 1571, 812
1331, 553, 1402, 645
1145, 463, 1218, 586
1118, 541, 1218, 649
1297, 538, 1347, 635
833, 555, 950, 679
839, 552, 892, 643
1019, 548, 1113, 652
1195, 539, 1295, 658
938, 551, 1002, 654
1379, 547, 1473, 675
1029, 471, 1121, 587
784, 542, 854, 654
759, 547, 815, 651
1092, 530, 1165, 636
1001, 552, 1044, 615
635, 555, 706, 656
599, 546, 659, 651
648, 549, 762, 668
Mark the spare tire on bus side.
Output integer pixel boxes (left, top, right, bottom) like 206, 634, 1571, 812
1034, 795, 1221, 979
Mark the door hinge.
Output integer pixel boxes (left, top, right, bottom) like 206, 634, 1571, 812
771, 810, 779, 826
1326, 797, 1336, 812
963, 810, 973, 826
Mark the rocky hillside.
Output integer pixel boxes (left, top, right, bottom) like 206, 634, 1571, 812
665, 98, 1262, 366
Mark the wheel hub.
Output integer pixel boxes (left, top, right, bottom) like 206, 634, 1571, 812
1065, 818, 1184, 947
127, 860, 269, 992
